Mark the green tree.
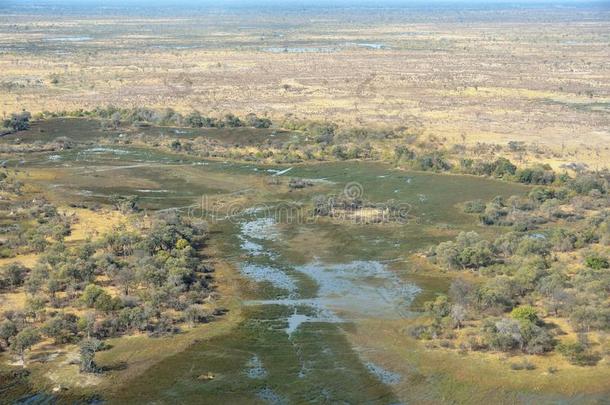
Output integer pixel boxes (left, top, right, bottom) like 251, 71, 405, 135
510, 305, 539, 324
0, 319, 17, 349
10, 327, 40, 367
1, 263, 29, 289
79, 338, 102, 373
42, 313, 79, 344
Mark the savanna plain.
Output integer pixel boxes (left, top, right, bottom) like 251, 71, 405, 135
0, 2, 609, 404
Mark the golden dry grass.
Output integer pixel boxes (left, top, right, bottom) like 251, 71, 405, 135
62, 208, 128, 243
0, 9, 608, 169
347, 318, 610, 403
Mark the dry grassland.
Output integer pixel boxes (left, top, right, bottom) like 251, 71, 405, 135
0, 7, 608, 167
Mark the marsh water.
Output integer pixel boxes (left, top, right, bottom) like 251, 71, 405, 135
16, 144, 529, 403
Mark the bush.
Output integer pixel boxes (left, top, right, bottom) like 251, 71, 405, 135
463, 200, 485, 213
516, 166, 555, 185
3, 111, 31, 132
245, 113, 272, 128
557, 341, 600, 366
516, 237, 551, 257
510, 360, 536, 371
434, 231, 494, 270
1, 263, 29, 289
584, 254, 609, 270
511, 306, 539, 324
568, 175, 607, 195
81, 284, 120, 312
42, 313, 79, 344
418, 153, 451, 171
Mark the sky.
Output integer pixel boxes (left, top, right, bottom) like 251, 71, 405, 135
3, 0, 606, 6
1, 0, 607, 13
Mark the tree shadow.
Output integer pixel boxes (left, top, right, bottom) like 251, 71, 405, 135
100, 361, 128, 372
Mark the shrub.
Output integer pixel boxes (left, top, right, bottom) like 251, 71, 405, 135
245, 113, 272, 128
463, 200, 485, 213
584, 254, 609, 270
3, 111, 31, 132
1, 263, 29, 289
418, 153, 451, 171
568, 175, 607, 195
511, 306, 539, 324
493, 157, 517, 177
81, 284, 120, 312
516, 166, 555, 185
510, 360, 536, 371
557, 341, 600, 366
79, 338, 102, 373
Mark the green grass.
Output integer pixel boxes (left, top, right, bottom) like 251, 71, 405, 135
105, 306, 398, 404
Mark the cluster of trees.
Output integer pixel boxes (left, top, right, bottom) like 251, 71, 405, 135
312, 194, 409, 223
0, 196, 73, 259
1, 111, 31, 134
0, 172, 74, 260
33, 107, 272, 130
416, 171, 609, 366
0, 207, 220, 370
395, 145, 566, 185
7, 108, 609, 194
469, 174, 607, 233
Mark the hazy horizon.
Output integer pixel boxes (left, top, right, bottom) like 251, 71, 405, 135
2, 0, 609, 10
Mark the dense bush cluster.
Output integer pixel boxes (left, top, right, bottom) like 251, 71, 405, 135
416, 171, 609, 366
1, 111, 31, 134
0, 173, 73, 259
34, 106, 272, 131
312, 194, 409, 223
0, 204, 220, 370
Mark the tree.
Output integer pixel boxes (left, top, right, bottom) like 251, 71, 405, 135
516, 166, 555, 185
81, 284, 105, 307
435, 241, 461, 269
114, 266, 136, 296
544, 288, 572, 316
493, 157, 517, 177
568, 175, 607, 195
0, 319, 17, 350
449, 278, 474, 307
418, 153, 451, 171
10, 327, 40, 367
245, 113, 272, 128
424, 295, 451, 322
81, 284, 120, 312
42, 313, 79, 344
519, 321, 553, 354
222, 113, 243, 128
484, 318, 523, 351
79, 338, 102, 373
3, 111, 31, 132
78, 312, 96, 338
569, 306, 597, 332
110, 195, 140, 214
516, 237, 551, 257
450, 304, 467, 329
458, 241, 493, 268
24, 295, 46, 322
435, 232, 493, 270
1, 263, 28, 289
